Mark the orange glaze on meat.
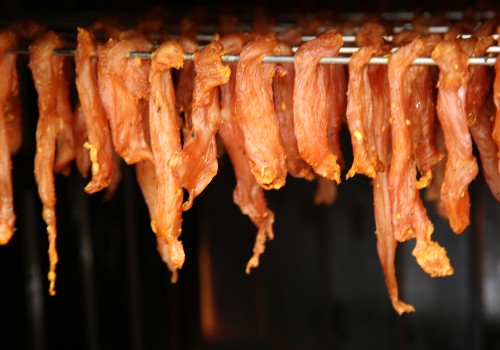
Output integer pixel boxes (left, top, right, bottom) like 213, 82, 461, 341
0, 31, 18, 246
4, 64, 22, 156
73, 104, 91, 178
75, 28, 116, 193
389, 38, 453, 277
219, 33, 275, 273
170, 40, 230, 210
236, 35, 287, 190
432, 40, 478, 234
149, 40, 185, 270
176, 36, 199, 134
294, 30, 343, 183
493, 26, 500, 174
97, 34, 153, 164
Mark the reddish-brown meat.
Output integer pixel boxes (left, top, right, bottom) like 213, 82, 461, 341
176, 36, 199, 133
29, 31, 68, 295
73, 104, 91, 178
460, 36, 500, 200
326, 62, 347, 170
170, 40, 230, 211
219, 33, 275, 273
389, 38, 452, 277
97, 35, 153, 164
75, 28, 116, 193
425, 125, 448, 218
294, 30, 343, 183
135, 160, 178, 282
493, 27, 500, 173
236, 36, 287, 190
0, 31, 18, 246
314, 177, 337, 205
149, 40, 185, 270
5, 87, 22, 155
273, 40, 314, 180
432, 40, 478, 234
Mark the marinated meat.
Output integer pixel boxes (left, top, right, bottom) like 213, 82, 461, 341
432, 40, 478, 234
314, 177, 337, 205
460, 36, 500, 200
273, 40, 314, 180
102, 153, 122, 202
5, 86, 22, 155
389, 38, 453, 277
176, 36, 199, 134
425, 125, 448, 218
493, 27, 500, 173
219, 33, 275, 273
326, 62, 347, 170
97, 34, 153, 164
75, 28, 116, 193
73, 104, 91, 178
135, 160, 178, 282
236, 35, 287, 190
170, 40, 230, 210
294, 30, 343, 183
29, 31, 68, 295
148, 40, 185, 270
0, 31, 18, 246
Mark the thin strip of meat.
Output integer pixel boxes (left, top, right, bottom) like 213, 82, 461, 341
493, 26, 500, 173
236, 35, 287, 190
0, 31, 18, 246
135, 160, 178, 283
273, 40, 314, 180
73, 104, 91, 178
149, 40, 185, 270
5, 86, 22, 155
29, 31, 66, 295
219, 33, 275, 273
294, 30, 343, 183
460, 36, 500, 200
170, 39, 230, 211
313, 177, 337, 205
326, 61, 347, 170
97, 34, 153, 164
176, 36, 199, 134
102, 154, 122, 202
432, 40, 478, 234
389, 38, 453, 277
75, 28, 116, 193
425, 125, 448, 218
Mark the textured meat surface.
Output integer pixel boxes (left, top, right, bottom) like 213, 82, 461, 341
4, 64, 22, 155
219, 33, 275, 273
170, 40, 230, 210
236, 36, 287, 190
75, 28, 116, 193
29, 31, 66, 295
460, 36, 500, 200
294, 30, 343, 183
273, 40, 314, 180
0, 31, 18, 246
389, 39, 453, 277
326, 63, 347, 169
176, 36, 199, 133
432, 40, 478, 234
494, 27, 500, 173
73, 104, 91, 178
135, 160, 178, 282
149, 40, 185, 270
97, 35, 153, 164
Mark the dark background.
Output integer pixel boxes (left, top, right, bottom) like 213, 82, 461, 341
0, 1, 500, 350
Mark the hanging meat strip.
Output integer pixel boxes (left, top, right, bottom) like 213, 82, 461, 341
148, 40, 185, 271
460, 36, 500, 200
493, 26, 500, 173
73, 104, 91, 178
345, 24, 386, 179
236, 35, 287, 190
29, 31, 69, 295
0, 31, 18, 246
432, 40, 478, 234
176, 36, 199, 134
389, 38, 453, 277
135, 160, 178, 282
273, 40, 314, 180
97, 34, 153, 164
219, 33, 275, 273
170, 39, 230, 211
75, 28, 116, 193
425, 125, 448, 218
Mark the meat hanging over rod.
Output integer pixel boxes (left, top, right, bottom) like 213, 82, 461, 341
0, 31, 18, 246
388, 37, 453, 277
148, 40, 185, 271
170, 38, 230, 211
219, 33, 275, 274
432, 40, 478, 234
293, 30, 343, 183
29, 31, 72, 295
75, 28, 116, 193
235, 35, 287, 190
97, 34, 153, 165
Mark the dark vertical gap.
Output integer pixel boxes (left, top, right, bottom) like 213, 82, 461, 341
122, 166, 144, 350
21, 189, 46, 350
70, 175, 100, 350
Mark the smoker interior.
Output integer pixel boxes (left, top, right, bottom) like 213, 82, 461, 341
1, 1, 500, 349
